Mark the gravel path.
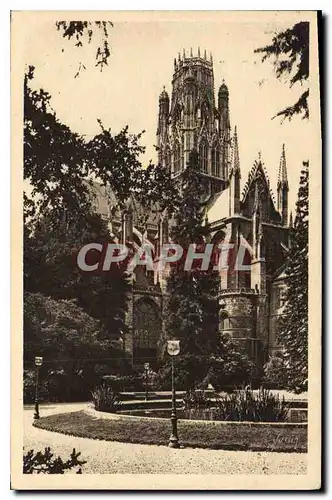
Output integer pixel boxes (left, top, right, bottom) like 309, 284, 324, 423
24, 404, 307, 475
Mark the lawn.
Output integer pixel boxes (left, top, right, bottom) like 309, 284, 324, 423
33, 411, 307, 453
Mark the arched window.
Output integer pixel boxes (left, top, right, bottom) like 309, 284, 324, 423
220, 313, 230, 331
133, 299, 161, 365
173, 141, 181, 174
199, 140, 208, 173
185, 133, 192, 152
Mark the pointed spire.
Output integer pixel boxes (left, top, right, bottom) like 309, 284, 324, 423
210, 52, 213, 63
278, 143, 288, 188
198, 46, 201, 57
178, 52, 181, 62
204, 49, 207, 59
289, 211, 293, 228
231, 126, 240, 175
183, 48, 186, 59
190, 47, 193, 57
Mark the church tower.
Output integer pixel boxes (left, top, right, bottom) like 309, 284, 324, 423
157, 49, 231, 196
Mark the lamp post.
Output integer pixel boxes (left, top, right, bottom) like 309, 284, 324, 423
167, 340, 180, 448
144, 362, 150, 401
34, 356, 43, 420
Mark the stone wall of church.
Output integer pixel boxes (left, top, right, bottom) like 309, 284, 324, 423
219, 293, 259, 359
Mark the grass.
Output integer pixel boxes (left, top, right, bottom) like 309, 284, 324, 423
33, 411, 307, 453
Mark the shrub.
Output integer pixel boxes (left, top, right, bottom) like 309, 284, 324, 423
23, 447, 86, 474
23, 368, 103, 404
91, 383, 121, 412
263, 353, 288, 389
23, 369, 50, 404
102, 374, 143, 392
155, 355, 207, 391
214, 387, 289, 422
155, 349, 259, 392
182, 389, 212, 409
203, 352, 257, 392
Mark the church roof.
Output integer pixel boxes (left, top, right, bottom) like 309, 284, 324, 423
207, 188, 230, 223
90, 181, 161, 227
90, 181, 117, 217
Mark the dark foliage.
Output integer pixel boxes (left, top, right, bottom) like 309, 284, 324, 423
156, 345, 255, 392
23, 292, 129, 402
214, 387, 289, 422
23, 66, 178, 398
182, 389, 212, 409
155, 354, 208, 391
255, 22, 309, 120
24, 212, 131, 338
24, 66, 91, 223
91, 383, 121, 412
262, 352, 289, 389
277, 163, 308, 393
165, 149, 220, 354
23, 447, 86, 474
56, 21, 113, 76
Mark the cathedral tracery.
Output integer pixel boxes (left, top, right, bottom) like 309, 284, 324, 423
157, 50, 230, 193
199, 139, 208, 173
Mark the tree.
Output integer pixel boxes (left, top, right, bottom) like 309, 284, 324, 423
24, 67, 152, 226
56, 21, 113, 76
24, 66, 91, 224
204, 334, 257, 391
262, 352, 289, 389
86, 122, 179, 218
24, 292, 129, 401
255, 22, 309, 120
156, 335, 256, 391
24, 210, 131, 341
165, 149, 220, 354
277, 162, 308, 392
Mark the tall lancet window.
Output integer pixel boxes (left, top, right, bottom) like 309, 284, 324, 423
199, 140, 208, 173
185, 93, 192, 127
165, 147, 171, 173
211, 145, 220, 177
174, 141, 181, 174
185, 133, 192, 152
216, 150, 220, 177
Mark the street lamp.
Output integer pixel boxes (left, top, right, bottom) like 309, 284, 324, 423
167, 340, 180, 448
144, 362, 150, 401
34, 356, 43, 420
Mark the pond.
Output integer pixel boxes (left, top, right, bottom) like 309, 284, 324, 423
118, 407, 308, 423
119, 407, 217, 421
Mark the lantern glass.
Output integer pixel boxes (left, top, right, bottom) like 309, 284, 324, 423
35, 356, 43, 367
167, 340, 180, 356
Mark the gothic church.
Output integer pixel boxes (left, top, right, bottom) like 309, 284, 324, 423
94, 49, 291, 368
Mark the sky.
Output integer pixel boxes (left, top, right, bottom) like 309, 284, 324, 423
23, 11, 317, 214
